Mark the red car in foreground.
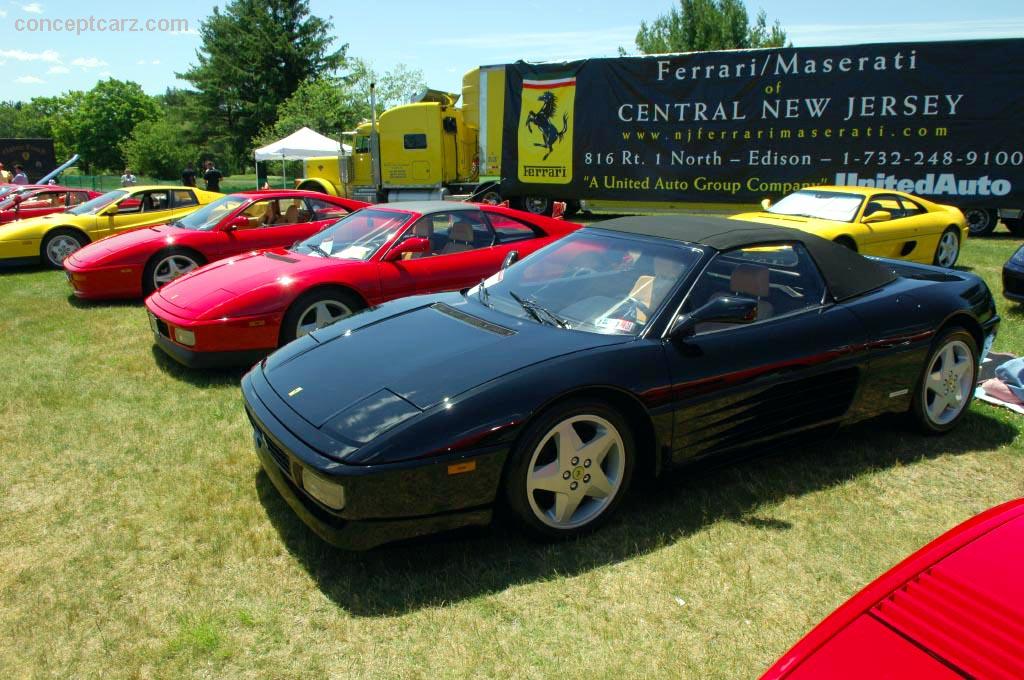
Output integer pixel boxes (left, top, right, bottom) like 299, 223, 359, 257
762, 498, 1024, 679
145, 201, 580, 367
0, 186, 100, 224
65, 190, 366, 299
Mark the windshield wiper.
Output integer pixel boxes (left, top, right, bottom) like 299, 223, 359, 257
304, 242, 331, 258
476, 278, 491, 308
509, 291, 570, 329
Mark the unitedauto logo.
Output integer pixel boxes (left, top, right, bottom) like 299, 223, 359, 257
518, 77, 576, 185
835, 172, 1012, 197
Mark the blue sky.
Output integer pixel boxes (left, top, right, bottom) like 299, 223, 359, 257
2, 0, 1023, 100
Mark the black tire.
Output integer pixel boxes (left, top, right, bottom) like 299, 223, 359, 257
478, 189, 502, 205
1004, 218, 1024, 237
964, 207, 998, 237
932, 227, 961, 268
279, 287, 365, 345
833, 236, 858, 251
503, 399, 635, 541
517, 196, 553, 217
41, 228, 88, 269
909, 327, 978, 434
142, 248, 207, 296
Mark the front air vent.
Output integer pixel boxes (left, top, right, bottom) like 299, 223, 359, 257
264, 253, 299, 263
431, 303, 515, 336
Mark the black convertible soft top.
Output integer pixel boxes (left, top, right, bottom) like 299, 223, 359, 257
591, 215, 897, 302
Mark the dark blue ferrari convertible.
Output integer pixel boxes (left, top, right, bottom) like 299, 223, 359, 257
242, 216, 999, 549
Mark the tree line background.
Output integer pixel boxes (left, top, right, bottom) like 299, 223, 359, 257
0, 0, 785, 179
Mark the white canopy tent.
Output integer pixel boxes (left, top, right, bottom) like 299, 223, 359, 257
253, 127, 352, 188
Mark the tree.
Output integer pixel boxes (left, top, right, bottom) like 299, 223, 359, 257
58, 80, 158, 172
252, 61, 426, 148
179, 0, 347, 166
120, 115, 202, 180
634, 0, 786, 54
0, 93, 84, 161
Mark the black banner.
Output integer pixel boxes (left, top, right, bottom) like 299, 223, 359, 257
0, 138, 56, 183
500, 39, 1024, 207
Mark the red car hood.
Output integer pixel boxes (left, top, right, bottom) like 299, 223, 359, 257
765, 499, 1024, 679
153, 248, 335, 314
71, 224, 176, 265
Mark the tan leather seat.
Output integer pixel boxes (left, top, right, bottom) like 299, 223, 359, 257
402, 220, 434, 260
283, 203, 299, 224
627, 256, 684, 322
728, 263, 773, 319
441, 220, 475, 254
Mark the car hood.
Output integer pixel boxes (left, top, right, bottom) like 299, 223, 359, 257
154, 248, 327, 313
261, 295, 629, 429
731, 212, 824, 227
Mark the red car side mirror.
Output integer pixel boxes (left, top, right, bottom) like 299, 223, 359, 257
12, 194, 23, 206
226, 215, 250, 230
384, 236, 430, 261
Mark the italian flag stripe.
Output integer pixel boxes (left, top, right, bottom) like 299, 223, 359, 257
523, 77, 577, 89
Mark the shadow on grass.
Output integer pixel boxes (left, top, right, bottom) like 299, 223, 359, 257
255, 408, 1016, 617
66, 293, 139, 309
149, 345, 246, 388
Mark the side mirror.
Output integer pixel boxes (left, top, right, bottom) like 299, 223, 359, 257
669, 295, 759, 339
226, 215, 250, 230
501, 250, 520, 270
384, 236, 430, 262
12, 194, 23, 206
760, 198, 772, 211
862, 210, 891, 224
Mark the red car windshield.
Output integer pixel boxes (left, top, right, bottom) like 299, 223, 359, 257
68, 190, 127, 216
173, 194, 248, 231
292, 209, 410, 261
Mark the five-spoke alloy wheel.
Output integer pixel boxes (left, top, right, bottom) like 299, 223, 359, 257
912, 328, 978, 433
280, 288, 365, 344
506, 400, 634, 539
933, 228, 960, 268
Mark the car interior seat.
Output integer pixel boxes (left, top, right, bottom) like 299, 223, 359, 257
402, 220, 434, 260
283, 202, 299, 224
441, 219, 475, 254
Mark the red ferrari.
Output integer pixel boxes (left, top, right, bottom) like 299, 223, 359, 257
65, 190, 366, 299
145, 201, 580, 367
0, 185, 101, 224
762, 498, 1024, 679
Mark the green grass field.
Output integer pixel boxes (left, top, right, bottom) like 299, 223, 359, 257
1, 230, 1022, 679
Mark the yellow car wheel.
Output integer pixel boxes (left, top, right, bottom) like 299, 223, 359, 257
933, 228, 961, 268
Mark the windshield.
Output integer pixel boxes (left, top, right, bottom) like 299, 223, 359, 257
767, 190, 864, 223
173, 194, 248, 230
470, 230, 705, 336
292, 208, 409, 260
68, 190, 127, 216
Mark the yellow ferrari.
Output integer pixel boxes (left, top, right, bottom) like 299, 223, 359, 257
732, 186, 968, 268
0, 185, 222, 268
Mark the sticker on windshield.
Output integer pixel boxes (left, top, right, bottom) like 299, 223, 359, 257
596, 318, 636, 333
336, 245, 370, 259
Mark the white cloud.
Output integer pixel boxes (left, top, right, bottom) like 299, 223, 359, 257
15, 75, 45, 84
21, 2, 43, 14
0, 9, 8, 18
71, 56, 109, 69
787, 18, 1024, 44
97, 71, 112, 78
0, 48, 61, 63
169, 27, 200, 37
151, 59, 161, 65
46, 65, 69, 74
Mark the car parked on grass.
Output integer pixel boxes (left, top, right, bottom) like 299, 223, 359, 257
146, 201, 580, 368
733, 186, 969, 267
0, 185, 222, 268
1002, 244, 1024, 304
242, 215, 999, 550
761, 498, 1024, 679
0, 186, 102, 224
64, 190, 367, 299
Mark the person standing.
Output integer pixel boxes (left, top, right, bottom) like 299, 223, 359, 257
0, 162, 11, 183
181, 163, 197, 187
120, 168, 138, 186
11, 165, 29, 185
203, 160, 222, 192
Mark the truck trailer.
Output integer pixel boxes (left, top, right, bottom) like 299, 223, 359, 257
297, 38, 1024, 235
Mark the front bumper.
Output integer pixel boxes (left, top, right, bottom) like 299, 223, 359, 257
242, 369, 504, 550
145, 294, 282, 367
63, 257, 143, 299
1003, 262, 1024, 302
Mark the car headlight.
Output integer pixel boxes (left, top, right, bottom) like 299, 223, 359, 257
173, 328, 196, 346
1011, 246, 1024, 266
299, 467, 346, 509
